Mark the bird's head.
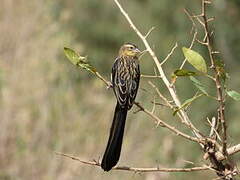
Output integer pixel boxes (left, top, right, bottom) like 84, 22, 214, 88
119, 43, 141, 57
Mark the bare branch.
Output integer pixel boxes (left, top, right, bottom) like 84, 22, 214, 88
151, 96, 156, 114
139, 49, 148, 59
148, 81, 173, 109
141, 74, 162, 78
144, 27, 155, 39
201, 0, 227, 157
196, 38, 208, 46
95, 72, 112, 88
151, 101, 170, 108
160, 42, 178, 66
134, 102, 204, 144
207, 117, 221, 141
148, 81, 205, 140
214, 144, 240, 161
195, 16, 205, 27
55, 152, 211, 173
184, 8, 197, 34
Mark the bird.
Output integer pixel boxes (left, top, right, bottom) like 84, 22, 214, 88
101, 43, 141, 171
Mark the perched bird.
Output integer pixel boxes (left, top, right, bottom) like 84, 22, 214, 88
101, 43, 141, 171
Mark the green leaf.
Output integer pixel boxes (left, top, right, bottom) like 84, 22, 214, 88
174, 69, 197, 77
226, 90, 240, 101
64, 47, 82, 65
64, 47, 96, 74
173, 93, 204, 116
182, 47, 207, 73
190, 76, 208, 95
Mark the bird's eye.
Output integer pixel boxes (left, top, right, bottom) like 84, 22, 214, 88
129, 46, 134, 50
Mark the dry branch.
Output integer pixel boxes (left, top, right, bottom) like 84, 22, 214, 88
134, 102, 203, 144
160, 42, 178, 66
55, 152, 211, 173
201, 0, 227, 157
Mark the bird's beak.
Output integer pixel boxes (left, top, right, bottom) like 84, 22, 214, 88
134, 47, 141, 54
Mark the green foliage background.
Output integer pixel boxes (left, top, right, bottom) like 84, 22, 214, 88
0, 0, 240, 179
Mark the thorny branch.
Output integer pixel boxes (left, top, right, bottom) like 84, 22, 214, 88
201, 0, 227, 157
183, 0, 234, 179
134, 102, 203, 144
148, 81, 205, 138
55, 152, 212, 173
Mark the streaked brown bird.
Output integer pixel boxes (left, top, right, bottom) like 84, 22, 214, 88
101, 43, 141, 171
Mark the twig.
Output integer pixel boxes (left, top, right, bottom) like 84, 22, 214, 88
148, 81, 173, 109
151, 96, 156, 114
184, 8, 196, 34
55, 152, 211, 173
141, 74, 162, 78
160, 42, 178, 66
179, 31, 198, 70
151, 101, 169, 108
148, 81, 205, 138
180, 9, 198, 69
207, 117, 221, 141
144, 27, 155, 39
95, 72, 112, 88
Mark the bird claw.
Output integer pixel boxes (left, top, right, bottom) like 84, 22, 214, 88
106, 82, 113, 89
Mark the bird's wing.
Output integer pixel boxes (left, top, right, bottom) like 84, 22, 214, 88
112, 57, 128, 108
112, 57, 140, 109
128, 60, 140, 109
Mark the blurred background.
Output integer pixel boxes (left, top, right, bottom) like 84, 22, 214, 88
0, 0, 240, 179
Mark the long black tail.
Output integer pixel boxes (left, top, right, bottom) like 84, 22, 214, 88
101, 103, 128, 171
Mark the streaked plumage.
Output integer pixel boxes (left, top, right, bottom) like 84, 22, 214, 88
101, 43, 141, 171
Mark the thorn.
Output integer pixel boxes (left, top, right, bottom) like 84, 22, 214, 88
207, 17, 215, 23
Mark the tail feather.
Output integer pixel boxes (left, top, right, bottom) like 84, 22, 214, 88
101, 103, 127, 171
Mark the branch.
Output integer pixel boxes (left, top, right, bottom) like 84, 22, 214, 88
179, 9, 198, 69
148, 81, 205, 138
141, 74, 162, 78
134, 102, 203, 144
55, 152, 211, 173
95, 72, 112, 88
144, 26, 155, 39
160, 42, 178, 66
201, 0, 227, 157
214, 144, 240, 161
